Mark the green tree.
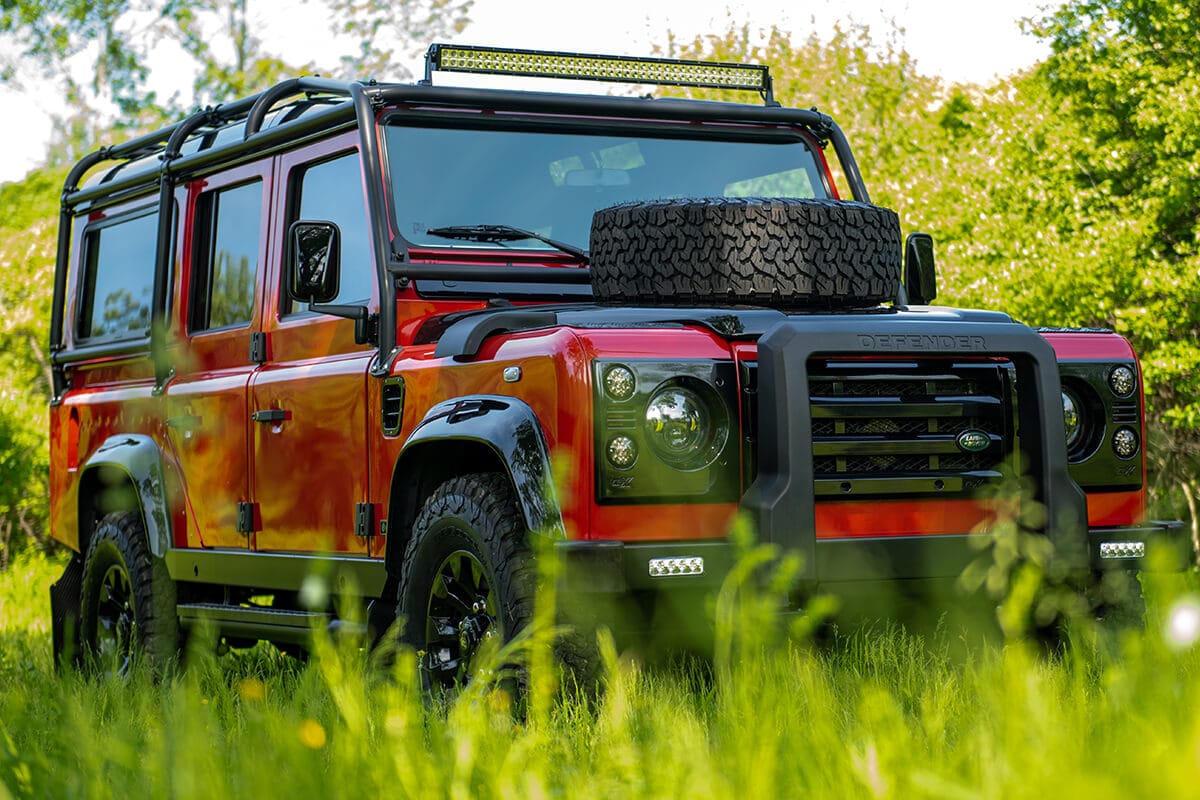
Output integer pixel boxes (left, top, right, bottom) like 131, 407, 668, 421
0, 167, 63, 564
164, 0, 309, 104
671, 14, 1198, 534
331, 0, 473, 79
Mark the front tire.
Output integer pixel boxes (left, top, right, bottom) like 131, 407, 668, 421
79, 511, 180, 676
397, 474, 536, 694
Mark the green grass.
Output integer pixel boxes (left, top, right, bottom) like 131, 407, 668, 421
4, 548, 1200, 799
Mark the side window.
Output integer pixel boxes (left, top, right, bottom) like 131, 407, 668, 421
286, 152, 373, 313
190, 181, 263, 332
76, 209, 158, 341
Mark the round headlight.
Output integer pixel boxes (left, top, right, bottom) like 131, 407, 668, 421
1062, 389, 1082, 449
644, 385, 726, 469
607, 435, 638, 468
1108, 365, 1137, 398
603, 365, 636, 401
1112, 427, 1139, 459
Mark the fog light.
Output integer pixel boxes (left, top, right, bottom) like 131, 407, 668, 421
1099, 541, 1145, 559
1112, 427, 1139, 459
607, 435, 637, 468
1108, 365, 1137, 398
604, 365, 636, 400
648, 556, 705, 577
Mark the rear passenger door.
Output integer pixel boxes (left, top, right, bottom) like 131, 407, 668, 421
249, 134, 376, 554
164, 162, 270, 549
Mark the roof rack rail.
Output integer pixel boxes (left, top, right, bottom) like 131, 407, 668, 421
423, 43, 777, 105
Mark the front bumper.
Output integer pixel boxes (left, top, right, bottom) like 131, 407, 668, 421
557, 520, 1190, 597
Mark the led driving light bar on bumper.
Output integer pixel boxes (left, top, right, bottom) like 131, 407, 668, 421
1099, 541, 1146, 560
424, 44, 775, 101
648, 556, 705, 577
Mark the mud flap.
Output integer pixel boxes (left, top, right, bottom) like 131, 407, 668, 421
50, 552, 84, 670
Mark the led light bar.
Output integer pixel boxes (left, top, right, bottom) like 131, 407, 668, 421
1099, 541, 1145, 560
426, 44, 774, 101
648, 556, 705, 577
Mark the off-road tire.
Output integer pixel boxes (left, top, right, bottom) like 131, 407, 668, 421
397, 473, 597, 698
1092, 570, 1146, 632
589, 197, 902, 308
79, 510, 180, 676
399, 473, 535, 692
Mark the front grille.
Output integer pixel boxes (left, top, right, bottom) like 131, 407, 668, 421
739, 358, 1013, 498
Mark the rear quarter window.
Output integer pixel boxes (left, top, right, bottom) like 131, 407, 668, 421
76, 209, 158, 341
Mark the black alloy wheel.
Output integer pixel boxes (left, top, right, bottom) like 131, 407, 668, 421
95, 559, 137, 674
422, 548, 502, 689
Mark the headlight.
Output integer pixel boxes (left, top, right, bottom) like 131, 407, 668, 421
645, 386, 719, 469
593, 360, 739, 503
1057, 359, 1143, 491
1062, 389, 1082, 449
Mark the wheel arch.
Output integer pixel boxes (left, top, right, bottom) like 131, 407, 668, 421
77, 434, 172, 559
385, 396, 564, 579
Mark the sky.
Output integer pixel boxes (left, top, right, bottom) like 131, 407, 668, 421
0, 0, 1052, 184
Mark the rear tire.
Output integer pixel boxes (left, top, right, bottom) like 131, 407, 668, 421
79, 510, 180, 676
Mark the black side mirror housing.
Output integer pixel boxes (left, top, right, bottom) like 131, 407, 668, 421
288, 220, 341, 304
904, 232, 937, 306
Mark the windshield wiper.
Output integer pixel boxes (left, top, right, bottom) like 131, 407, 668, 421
426, 224, 589, 263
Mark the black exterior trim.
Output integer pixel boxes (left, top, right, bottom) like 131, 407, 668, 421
1090, 520, 1190, 572
390, 395, 564, 541
79, 434, 173, 557
423, 304, 1016, 360
555, 521, 1190, 601
433, 309, 561, 360
164, 548, 386, 595
50, 553, 84, 669
741, 316, 1090, 582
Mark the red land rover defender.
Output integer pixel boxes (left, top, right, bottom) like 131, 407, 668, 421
47, 45, 1186, 683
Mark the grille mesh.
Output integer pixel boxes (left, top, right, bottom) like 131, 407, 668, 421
741, 358, 1012, 497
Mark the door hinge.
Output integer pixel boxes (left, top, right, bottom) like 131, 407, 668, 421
355, 503, 375, 539
236, 502, 259, 534
249, 331, 268, 364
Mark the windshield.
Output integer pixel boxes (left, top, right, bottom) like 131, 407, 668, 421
384, 121, 829, 254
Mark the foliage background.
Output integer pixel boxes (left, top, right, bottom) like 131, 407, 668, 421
0, 0, 1197, 565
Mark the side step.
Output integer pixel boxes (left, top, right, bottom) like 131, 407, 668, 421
177, 603, 368, 648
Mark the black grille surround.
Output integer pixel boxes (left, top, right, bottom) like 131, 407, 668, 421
737, 314, 1090, 584
739, 358, 1014, 498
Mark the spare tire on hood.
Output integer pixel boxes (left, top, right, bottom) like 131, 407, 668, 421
588, 197, 902, 308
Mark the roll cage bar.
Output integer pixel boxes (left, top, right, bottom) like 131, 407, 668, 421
50, 46, 872, 395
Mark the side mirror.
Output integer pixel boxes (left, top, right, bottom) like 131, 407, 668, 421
904, 232, 937, 306
288, 220, 341, 304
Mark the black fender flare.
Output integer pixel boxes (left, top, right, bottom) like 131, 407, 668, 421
386, 395, 564, 575
79, 434, 172, 558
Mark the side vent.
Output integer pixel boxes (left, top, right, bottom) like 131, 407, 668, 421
381, 376, 405, 437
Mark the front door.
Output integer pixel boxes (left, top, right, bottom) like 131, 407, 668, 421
250, 136, 377, 554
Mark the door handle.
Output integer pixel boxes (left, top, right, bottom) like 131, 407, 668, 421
252, 409, 291, 423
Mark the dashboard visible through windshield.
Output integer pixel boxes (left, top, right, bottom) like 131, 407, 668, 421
384, 120, 830, 255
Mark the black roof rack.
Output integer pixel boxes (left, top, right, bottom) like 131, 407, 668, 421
51, 57, 871, 399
